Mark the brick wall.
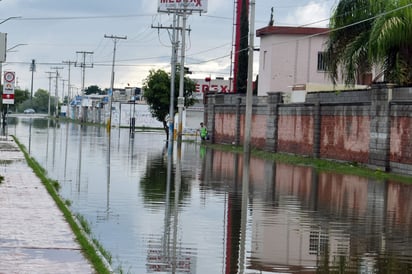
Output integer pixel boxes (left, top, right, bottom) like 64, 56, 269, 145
278, 115, 314, 155
205, 86, 412, 176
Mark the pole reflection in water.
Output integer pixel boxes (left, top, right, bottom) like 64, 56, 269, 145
239, 152, 250, 274
52, 120, 57, 168
64, 121, 69, 178
45, 119, 50, 167
163, 142, 172, 270
106, 130, 111, 216
28, 117, 32, 154
172, 144, 182, 273
77, 124, 83, 192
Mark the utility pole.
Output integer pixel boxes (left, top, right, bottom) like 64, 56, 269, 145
152, 13, 191, 147
177, 4, 189, 143
29, 59, 35, 108
152, 16, 180, 147
51, 66, 64, 117
75, 51, 93, 122
170, 13, 179, 147
62, 79, 68, 104
104, 34, 127, 131
63, 60, 75, 118
243, 0, 256, 155
45, 71, 56, 117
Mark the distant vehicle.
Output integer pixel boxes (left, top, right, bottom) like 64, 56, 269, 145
24, 108, 35, 114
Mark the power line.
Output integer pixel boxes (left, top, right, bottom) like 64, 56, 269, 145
17, 14, 155, 21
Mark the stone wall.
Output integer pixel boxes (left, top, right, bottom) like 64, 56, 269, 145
205, 85, 412, 176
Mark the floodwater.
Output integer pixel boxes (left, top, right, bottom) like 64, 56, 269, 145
9, 116, 412, 273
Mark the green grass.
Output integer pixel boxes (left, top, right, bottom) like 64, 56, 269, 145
208, 143, 412, 184
13, 136, 113, 274
0, 174, 4, 184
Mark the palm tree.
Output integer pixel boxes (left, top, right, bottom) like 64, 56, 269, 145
369, 0, 412, 85
326, 0, 412, 86
325, 0, 376, 86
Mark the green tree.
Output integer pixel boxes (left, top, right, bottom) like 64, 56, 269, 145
14, 88, 30, 106
326, 0, 412, 86
369, 0, 412, 85
139, 150, 190, 206
85, 85, 104, 95
325, 0, 374, 86
142, 69, 197, 139
34, 89, 53, 113
18, 89, 56, 114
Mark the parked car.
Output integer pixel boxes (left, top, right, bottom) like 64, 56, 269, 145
23, 108, 35, 114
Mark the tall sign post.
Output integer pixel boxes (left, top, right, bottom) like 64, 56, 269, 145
0, 32, 7, 133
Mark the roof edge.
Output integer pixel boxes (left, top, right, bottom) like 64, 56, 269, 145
256, 26, 330, 37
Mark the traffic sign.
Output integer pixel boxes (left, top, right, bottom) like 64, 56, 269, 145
2, 71, 16, 105
4, 71, 15, 83
2, 93, 14, 104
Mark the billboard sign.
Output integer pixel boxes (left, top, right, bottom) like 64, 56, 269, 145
0, 33, 7, 62
193, 78, 232, 99
158, 0, 208, 13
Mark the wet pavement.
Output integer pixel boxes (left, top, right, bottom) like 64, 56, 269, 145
0, 137, 95, 274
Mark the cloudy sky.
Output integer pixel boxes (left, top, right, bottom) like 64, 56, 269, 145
1, 0, 337, 97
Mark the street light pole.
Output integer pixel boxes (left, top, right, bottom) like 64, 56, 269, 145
6, 43, 27, 52
0, 16, 21, 25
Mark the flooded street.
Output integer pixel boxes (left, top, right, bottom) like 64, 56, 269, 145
10, 116, 412, 273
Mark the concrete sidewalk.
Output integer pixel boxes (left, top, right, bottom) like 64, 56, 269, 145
0, 137, 95, 274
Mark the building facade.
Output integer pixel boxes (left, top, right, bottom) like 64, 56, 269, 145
256, 26, 370, 101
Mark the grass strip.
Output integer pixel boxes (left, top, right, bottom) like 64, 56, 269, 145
13, 136, 113, 274
207, 143, 412, 184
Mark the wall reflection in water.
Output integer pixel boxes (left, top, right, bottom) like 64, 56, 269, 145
206, 149, 412, 273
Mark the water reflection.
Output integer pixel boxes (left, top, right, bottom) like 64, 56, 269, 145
12, 117, 412, 273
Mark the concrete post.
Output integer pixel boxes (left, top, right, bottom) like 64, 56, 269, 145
235, 97, 242, 145
265, 92, 283, 152
369, 83, 393, 171
313, 101, 321, 158
206, 94, 216, 143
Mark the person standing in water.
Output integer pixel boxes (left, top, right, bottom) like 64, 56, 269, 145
199, 122, 209, 141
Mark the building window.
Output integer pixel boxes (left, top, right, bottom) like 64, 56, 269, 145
309, 229, 329, 255
317, 51, 329, 72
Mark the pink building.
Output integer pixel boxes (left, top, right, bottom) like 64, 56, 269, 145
256, 26, 371, 101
